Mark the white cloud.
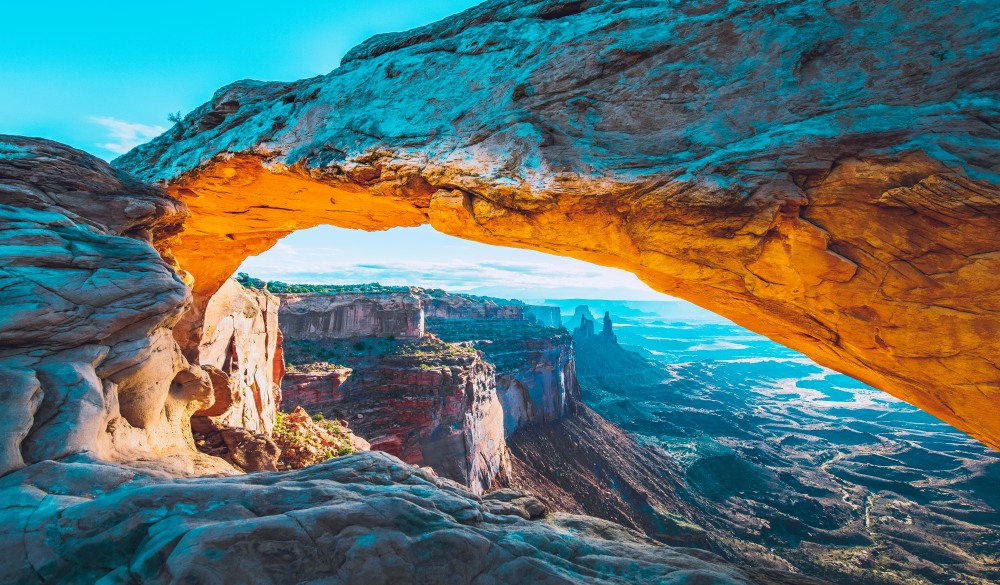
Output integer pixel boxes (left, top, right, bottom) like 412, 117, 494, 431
89, 116, 166, 154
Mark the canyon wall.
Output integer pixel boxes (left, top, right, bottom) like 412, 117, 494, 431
278, 292, 570, 490
423, 296, 524, 320
340, 350, 509, 494
281, 367, 353, 413
279, 292, 424, 339
425, 310, 580, 435
194, 279, 282, 435
116, 0, 1000, 450
281, 338, 509, 494
493, 337, 578, 435
422, 295, 577, 434
524, 305, 562, 328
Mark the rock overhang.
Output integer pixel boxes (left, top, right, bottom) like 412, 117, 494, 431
109, 0, 1000, 449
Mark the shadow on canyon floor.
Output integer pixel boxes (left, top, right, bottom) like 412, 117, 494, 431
555, 302, 1000, 585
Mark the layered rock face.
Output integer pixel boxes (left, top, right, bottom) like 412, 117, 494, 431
431, 318, 579, 435
525, 305, 562, 328
423, 295, 524, 320
0, 136, 223, 475
339, 349, 509, 494
282, 367, 353, 412
194, 279, 282, 434
280, 292, 424, 339
492, 336, 578, 435
279, 292, 573, 488
281, 337, 510, 494
116, 0, 1000, 449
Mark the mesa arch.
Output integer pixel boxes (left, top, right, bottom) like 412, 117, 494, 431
115, 0, 1000, 450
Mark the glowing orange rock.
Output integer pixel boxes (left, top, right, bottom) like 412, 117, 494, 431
115, 0, 1000, 450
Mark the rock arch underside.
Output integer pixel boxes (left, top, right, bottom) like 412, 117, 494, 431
115, 0, 999, 450
2, 0, 1000, 583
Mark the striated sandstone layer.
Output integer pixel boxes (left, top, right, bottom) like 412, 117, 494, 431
282, 367, 354, 412
429, 318, 579, 435
335, 349, 509, 494
281, 337, 510, 494
195, 278, 282, 435
280, 292, 424, 340
0, 136, 228, 476
492, 336, 578, 434
423, 295, 525, 320
116, 0, 1000, 449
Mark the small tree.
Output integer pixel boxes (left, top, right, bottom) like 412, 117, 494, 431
236, 272, 266, 290
167, 111, 183, 125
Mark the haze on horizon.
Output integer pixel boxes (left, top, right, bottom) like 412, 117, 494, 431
238, 225, 680, 303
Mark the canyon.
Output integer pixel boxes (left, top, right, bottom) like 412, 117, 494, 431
0, 0, 998, 583
272, 288, 1000, 584
278, 289, 577, 493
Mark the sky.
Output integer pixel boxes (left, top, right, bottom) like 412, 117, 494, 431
2, 0, 677, 302
1, 1, 482, 159
239, 225, 674, 301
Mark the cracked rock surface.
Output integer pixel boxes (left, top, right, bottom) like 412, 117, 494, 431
0, 451, 777, 585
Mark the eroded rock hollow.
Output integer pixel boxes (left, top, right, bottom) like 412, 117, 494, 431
115, 0, 1000, 448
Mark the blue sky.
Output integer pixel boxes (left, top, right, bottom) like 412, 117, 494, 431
239, 225, 673, 301
1, 1, 482, 158
2, 1, 676, 301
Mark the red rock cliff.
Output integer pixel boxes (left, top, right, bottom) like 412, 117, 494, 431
281, 338, 509, 494
280, 292, 424, 339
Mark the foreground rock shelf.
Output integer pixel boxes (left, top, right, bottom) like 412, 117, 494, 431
1, 451, 784, 585
1, 0, 999, 581
115, 0, 1000, 449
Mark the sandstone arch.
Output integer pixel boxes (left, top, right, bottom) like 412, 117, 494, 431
115, 0, 1000, 449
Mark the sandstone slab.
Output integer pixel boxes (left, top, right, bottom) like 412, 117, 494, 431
0, 451, 778, 585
